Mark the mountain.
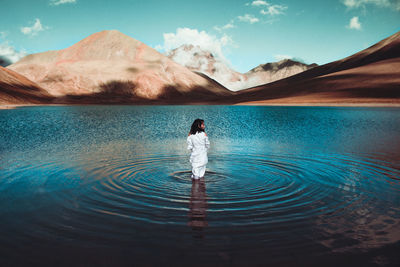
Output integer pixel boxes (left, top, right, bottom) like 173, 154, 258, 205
167, 44, 247, 91
0, 66, 53, 105
245, 59, 318, 87
7, 30, 232, 104
167, 44, 317, 91
3, 30, 398, 106
232, 31, 400, 105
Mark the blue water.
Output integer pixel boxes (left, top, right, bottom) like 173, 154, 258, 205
1, 105, 399, 266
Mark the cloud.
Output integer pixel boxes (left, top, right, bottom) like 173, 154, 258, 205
251, 0, 269, 6
0, 42, 27, 66
20, 18, 48, 36
274, 55, 309, 64
159, 27, 233, 62
260, 4, 288, 15
347, 16, 362, 30
50, 0, 77, 6
342, 0, 400, 10
393, 0, 400, 10
342, 0, 388, 8
238, 14, 260, 24
167, 45, 214, 73
216, 1, 286, 33
274, 54, 293, 61
260, 5, 288, 16
249, 1, 288, 16
214, 21, 235, 32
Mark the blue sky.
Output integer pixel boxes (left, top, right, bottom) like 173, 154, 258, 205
0, 0, 399, 72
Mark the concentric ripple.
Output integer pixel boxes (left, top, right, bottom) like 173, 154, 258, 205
2, 151, 399, 225
2, 105, 400, 266
1, 150, 400, 265
171, 170, 228, 183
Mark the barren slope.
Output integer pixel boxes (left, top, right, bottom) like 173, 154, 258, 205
0, 66, 53, 105
233, 31, 400, 105
8, 30, 232, 103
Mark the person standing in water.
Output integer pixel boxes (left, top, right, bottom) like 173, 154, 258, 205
187, 119, 210, 180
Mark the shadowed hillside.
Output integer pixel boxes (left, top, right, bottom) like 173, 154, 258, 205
232, 31, 400, 105
0, 66, 54, 105
54, 80, 231, 105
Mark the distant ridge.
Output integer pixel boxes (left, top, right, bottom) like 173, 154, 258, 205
247, 59, 318, 73
245, 59, 317, 88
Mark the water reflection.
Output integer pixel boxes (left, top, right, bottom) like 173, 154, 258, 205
188, 177, 208, 237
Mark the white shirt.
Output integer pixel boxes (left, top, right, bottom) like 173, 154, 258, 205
187, 132, 210, 165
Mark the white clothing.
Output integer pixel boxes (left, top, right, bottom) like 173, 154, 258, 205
187, 132, 210, 179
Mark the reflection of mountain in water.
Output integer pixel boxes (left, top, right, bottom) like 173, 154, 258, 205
188, 178, 208, 238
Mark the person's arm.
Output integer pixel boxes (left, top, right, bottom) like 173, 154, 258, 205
187, 135, 193, 151
204, 133, 210, 149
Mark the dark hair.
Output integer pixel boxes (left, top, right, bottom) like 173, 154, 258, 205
190, 119, 204, 135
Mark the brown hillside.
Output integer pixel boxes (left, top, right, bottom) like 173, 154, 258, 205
233, 31, 400, 105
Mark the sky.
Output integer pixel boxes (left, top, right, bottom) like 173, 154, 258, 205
0, 0, 399, 72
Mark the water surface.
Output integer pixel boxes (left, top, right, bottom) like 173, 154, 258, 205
1, 105, 399, 266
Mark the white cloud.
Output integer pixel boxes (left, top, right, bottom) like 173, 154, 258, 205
159, 28, 233, 62
394, 0, 400, 10
0, 42, 27, 66
342, 0, 400, 10
20, 18, 48, 36
50, 0, 77, 6
251, 0, 269, 6
168, 45, 212, 73
347, 16, 362, 30
274, 54, 293, 61
260, 4, 288, 15
342, 0, 388, 8
250, 1, 288, 17
238, 14, 260, 24
273, 55, 310, 63
214, 21, 235, 32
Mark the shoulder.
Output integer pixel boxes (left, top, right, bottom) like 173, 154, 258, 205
201, 132, 208, 138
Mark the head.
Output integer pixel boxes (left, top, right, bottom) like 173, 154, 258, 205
190, 119, 205, 135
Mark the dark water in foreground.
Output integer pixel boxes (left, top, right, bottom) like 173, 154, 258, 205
0, 105, 399, 266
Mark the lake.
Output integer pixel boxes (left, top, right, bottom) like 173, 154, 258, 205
1, 105, 399, 266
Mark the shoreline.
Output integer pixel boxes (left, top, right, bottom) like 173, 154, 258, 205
0, 104, 70, 110
234, 102, 400, 107
2, 101, 400, 109
233, 97, 400, 107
